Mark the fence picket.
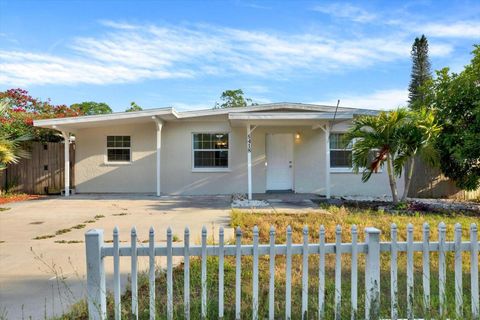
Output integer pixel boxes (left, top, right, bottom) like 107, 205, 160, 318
407, 223, 414, 320
149, 227, 155, 320
390, 224, 398, 320
286, 225, 292, 320
235, 227, 242, 320
454, 223, 463, 318
113, 227, 121, 320
318, 225, 325, 320
438, 222, 447, 318
422, 223, 430, 315
335, 225, 342, 320
184, 227, 190, 320
301, 226, 309, 320
167, 227, 173, 320
131, 227, 138, 320
253, 226, 259, 320
201, 226, 207, 319
269, 226, 276, 320
471, 224, 479, 319
351, 225, 358, 320
219, 227, 225, 319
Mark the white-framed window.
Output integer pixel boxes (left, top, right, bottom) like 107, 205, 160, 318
330, 133, 353, 168
106, 136, 131, 162
192, 133, 229, 170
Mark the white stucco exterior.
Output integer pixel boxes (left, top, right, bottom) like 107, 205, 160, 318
34, 103, 402, 197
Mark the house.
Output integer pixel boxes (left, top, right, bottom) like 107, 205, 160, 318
33, 103, 404, 199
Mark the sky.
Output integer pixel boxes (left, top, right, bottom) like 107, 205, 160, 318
0, 0, 479, 112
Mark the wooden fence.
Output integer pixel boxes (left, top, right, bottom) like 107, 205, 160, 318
85, 223, 479, 320
408, 156, 480, 200
0, 141, 74, 194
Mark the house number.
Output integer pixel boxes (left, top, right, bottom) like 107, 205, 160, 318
247, 134, 252, 153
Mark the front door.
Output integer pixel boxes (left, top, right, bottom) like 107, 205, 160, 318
266, 133, 294, 191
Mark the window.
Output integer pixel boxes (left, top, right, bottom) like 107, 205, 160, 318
193, 133, 229, 169
330, 133, 352, 168
107, 136, 131, 162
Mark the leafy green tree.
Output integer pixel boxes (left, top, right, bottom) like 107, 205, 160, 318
425, 45, 480, 190
0, 100, 30, 170
126, 102, 143, 112
71, 101, 112, 115
214, 89, 255, 109
408, 35, 431, 109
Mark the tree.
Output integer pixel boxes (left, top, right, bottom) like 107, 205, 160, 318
346, 109, 410, 204
395, 108, 441, 201
424, 45, 480, 190
214, 89, 255, 109
71, 101, 112, 115
408, 35, 431, 109
126, 102, 143, 112
0, 88, 81, 142
0, 100, 30, 170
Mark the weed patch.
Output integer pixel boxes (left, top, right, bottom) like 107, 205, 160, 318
33, 234, 55, 240
54, 240, 84, 244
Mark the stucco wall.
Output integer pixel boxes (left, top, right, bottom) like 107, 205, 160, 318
74, 118, 404, 197
75, 122, 156, 193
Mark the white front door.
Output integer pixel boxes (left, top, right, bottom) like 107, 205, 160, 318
266, 133, 294, 191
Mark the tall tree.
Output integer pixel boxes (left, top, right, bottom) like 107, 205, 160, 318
425, 45, 480, 190
125, 101, 143, 112
71, 101, 112, 115
214, 89, 255, 109
408, 35, 431, 109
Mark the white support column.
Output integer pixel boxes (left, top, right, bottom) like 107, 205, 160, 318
61, 131, 70, 197
324, 125, 331, 199
153, 117, 163, 197
247, 124, 253, 200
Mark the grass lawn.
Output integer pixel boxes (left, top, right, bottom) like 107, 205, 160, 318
57, 205, 478, 320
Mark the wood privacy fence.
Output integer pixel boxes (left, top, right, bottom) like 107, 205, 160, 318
0, 141, 74, 194
408, 156, 480, 200
85, 223, 479, 320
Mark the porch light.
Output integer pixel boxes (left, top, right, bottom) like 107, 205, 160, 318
295, 132, 301, 140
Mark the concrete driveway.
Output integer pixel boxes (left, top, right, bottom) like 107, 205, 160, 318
0, 195, 232, 319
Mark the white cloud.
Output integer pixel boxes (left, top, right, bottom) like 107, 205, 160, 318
421, 21, 480, 38
315, 89, 408, 110
312, 3, 376, 23
0, 22, 452, 86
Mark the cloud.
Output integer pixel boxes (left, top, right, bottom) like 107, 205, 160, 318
421, 21, 480, 38
312, 3, 376, 23
315, 89, 408, 110
0, 21, 451, 86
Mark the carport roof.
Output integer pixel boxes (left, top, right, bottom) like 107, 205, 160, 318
33, 102, 379, 131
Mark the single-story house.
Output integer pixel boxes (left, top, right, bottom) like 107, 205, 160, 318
33, 103, 404, 199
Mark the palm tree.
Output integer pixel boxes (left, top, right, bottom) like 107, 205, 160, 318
345, 108, 410, 204
395, 108, 441, 201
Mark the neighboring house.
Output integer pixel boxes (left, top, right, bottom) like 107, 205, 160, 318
33, 103, 404, 199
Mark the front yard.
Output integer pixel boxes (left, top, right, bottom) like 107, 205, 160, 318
57, 205, 479, 320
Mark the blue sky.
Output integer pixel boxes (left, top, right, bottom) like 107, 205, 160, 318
0, 0, 479, 112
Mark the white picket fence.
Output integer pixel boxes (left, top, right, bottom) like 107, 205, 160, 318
85, 222, 479, 320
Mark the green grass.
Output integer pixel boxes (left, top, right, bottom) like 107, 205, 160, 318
56, 206, 479, 319
0, 207, 10, 212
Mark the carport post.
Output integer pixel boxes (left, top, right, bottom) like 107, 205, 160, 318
247, 124, 253, 200
153, 117, 163, 196
61, 131, 70, 197
85, 229, 106, 320
324, 125, 331, 199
